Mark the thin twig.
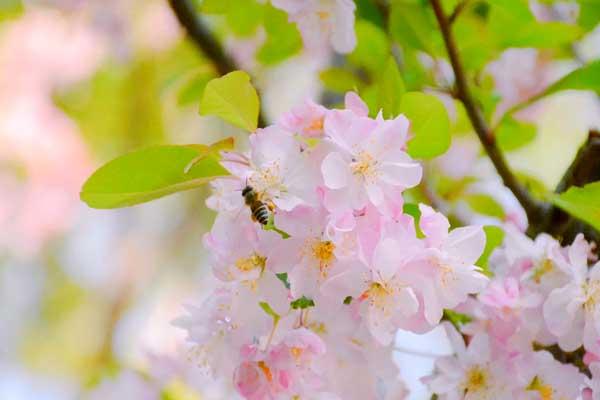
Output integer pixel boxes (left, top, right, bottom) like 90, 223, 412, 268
429, 0, 544, 226
168, 0, 267, 128
448, 0, 470, 25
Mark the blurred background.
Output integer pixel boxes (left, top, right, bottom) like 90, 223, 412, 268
0, 0, 598, 399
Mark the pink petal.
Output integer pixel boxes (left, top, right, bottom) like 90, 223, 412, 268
321, 152, 350, 189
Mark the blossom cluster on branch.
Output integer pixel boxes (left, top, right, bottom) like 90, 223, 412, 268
175, 92, 492, 399
426, 226, 600, 399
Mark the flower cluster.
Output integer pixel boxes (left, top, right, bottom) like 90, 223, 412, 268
424, 226, 600, 399
175, 92, 491, 399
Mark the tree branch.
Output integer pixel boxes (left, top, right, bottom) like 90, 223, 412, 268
448, 0, 470, 25
168, 0, 267, 128
429, 0, 544, 226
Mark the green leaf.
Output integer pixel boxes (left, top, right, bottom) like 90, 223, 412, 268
516, 171, 549, 200
259, 301, 280, 320
477, 225, 505, 273
0, 0, 22, 21
500, 22, 581, 48
488, 1, 580, 49
443, 309, 473, 329
496, 117, 536, 151
290, 296, 315, 310
356, 0, 385, 28
400, 92, 451, 159
376, 57, 406, 118
487, 0, 534, 22
579, 0, 600, 32
543, 60, 600, 97
403, 203, 425, 238
80, 139, 233, 209
343, 296, 353, 305
256, 5, 302, 65
320, 67, 362, 93
349, 20, 389, 73
177, 70, 214, 106
464, 194, 505, 218
390, 3, 438, 54
199, 71, 260, 131
201, 0, 229, 13
226, 0, 264, 37
276, 273, 291, 289
508, 61, 600, 115
551, 182, 600, 232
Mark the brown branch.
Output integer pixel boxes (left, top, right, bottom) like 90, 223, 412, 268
429, 0, 544, 226
448, 0, 469, 25
168, 0, 267, 128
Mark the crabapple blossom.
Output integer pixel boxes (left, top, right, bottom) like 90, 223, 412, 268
278, 99, 328, 138
424, 324, 517, 400
271, 0, 357, 54
174, 91, 498, 399
321, 93, 422, 214
401, 205, 488, 327
543, 234, 600, 353
222, 125, 320, 211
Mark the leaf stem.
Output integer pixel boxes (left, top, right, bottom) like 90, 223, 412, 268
429, 0, 544, 226
168, 0, 267, 128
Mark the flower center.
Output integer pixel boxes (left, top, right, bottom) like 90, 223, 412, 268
531, 258, 553, 283
235, 253, 266, 272
527, 376, 554, 400
584, 280, 600, 313
250, 163, 283, 193
351, 151, 379, 182
290, 347, 303, 361
316, 10, 330, 20
361, 282, 394, 311
308, 116, 324, 132
463, 365, 488, 393
257, 361, 273, 382
311, 240, 336, 276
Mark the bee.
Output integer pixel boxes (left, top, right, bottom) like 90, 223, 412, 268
242, 185, 270, 225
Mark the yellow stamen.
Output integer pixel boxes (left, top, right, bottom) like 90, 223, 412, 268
527, 376, 554, 400
312, 240, 336, 276
235, 253, 266, 272
290, 347, 303, 361
584, 280, 600, 313
463, 365, 488, 393
351, 151, 379, 182
531, 258, 554, 283
317, 11, 330, 19
258, 361, 273, 382
308, 117, 324, 132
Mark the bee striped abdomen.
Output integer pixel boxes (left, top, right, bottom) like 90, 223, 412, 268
251, 202, 270, 225
242, 185, 270, 225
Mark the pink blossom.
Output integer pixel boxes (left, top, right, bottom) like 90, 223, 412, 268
278, 99, 328, 138
403, 205, 489, 327
271, 205, 352, 299
233, 328, 326, 399
424, 324, 517, 399
321, 93, 422, 214
204, 213, 280, 282
543, 234, 600, 352
272, 0, 357, 54
243, 126, 320, 211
